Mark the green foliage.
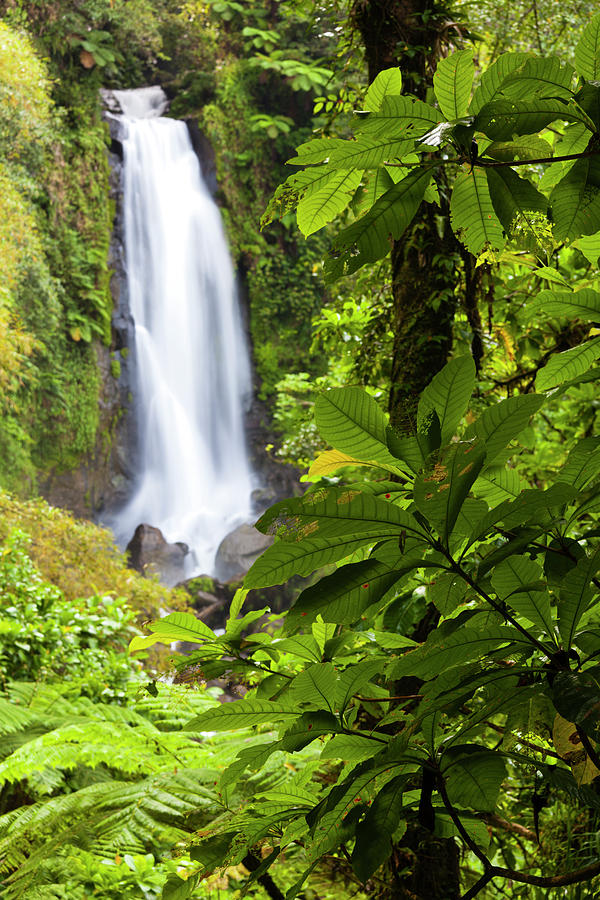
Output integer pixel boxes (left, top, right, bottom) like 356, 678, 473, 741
266, 29, 600, 280
0, 490, 189, 619
0, 528, 136, 695
138, 353, 600, 895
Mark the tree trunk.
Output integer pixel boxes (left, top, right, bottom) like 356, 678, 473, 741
350, 0, 463, 428
349, 2, 465, 896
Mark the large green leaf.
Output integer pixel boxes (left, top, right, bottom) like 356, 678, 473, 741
427, 573, 469, 616
289, 664, 336, 712
475, 98, 594, 141
536, 337, 600, 391
550, 155, 600, 241
256, 487, 424, 541
325, 167, 432, 278
483, 135, 552, 162
314, 387, 404, 471
557, 436, 600, 489
450, 167, 505, 255
529, 288, 600, 322
433, 50, 475, 119
418, 355, 476, 442
558, 548, 600, 648
185, 699, 298, 732
491, 556, 555, 638
469, 52, 530, 115
442, 746, 506, 812
334, 659, 384, 714
499, 57, 575, 101
473, 467, 525, 505
414, 441, 486, 542
244, 534, 386, 588
467, 483, 578, 545
364, 67, 403, 112
352, 775, 408, 881
285, 559, 409, 631
486, 167, 548, 239
286, 137, 349, 165
353, 167, 395, 215
326, 135, 415, 170
297, 169, 363, 236
355, 95, 443, 139
390, 625, 523, 680
308, 764, 406, 861
575, 231, 600, 265
129, 612, 216, 654
246, 487, 426, 587
575, 13, 600, 80
472, 394, 544, 464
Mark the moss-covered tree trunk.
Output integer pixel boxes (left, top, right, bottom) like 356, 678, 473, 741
351, 0, 463, 430
349, 2, 463, 897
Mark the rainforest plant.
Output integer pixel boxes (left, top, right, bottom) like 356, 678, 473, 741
132, 16, 600, 899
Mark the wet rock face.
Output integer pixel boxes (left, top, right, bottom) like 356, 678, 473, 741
126, 523, 189, 586
39, 95, 137, 519
214, 522, 274, 582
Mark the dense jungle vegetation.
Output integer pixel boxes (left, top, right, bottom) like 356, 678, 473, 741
5, 1, 600, 899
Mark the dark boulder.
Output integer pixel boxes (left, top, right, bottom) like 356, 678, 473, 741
126, 523, 189, 586
214, 523, 274, 581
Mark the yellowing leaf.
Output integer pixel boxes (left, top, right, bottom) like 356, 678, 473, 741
307, 449, 383, 480
553, 714, 600, 785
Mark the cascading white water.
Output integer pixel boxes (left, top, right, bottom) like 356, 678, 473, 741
112, 87, 254, 576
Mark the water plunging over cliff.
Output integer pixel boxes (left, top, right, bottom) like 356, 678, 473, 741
112, 87, 254, 576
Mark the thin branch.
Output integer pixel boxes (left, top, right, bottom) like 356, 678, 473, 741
437, 777, 492, 869
475, 149, 600, 169
480, 813, 537, 842
461, 871, 494, 900
489, 859, 600, 887
577, 729, 600, 771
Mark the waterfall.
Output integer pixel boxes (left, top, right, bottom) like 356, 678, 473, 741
111, 87, 254, 577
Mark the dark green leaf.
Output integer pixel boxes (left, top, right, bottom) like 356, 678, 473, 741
475, 98, 594, 141
414, 440, 486, 542
450, 167, 505, 255
352, 775, 409, 881
314, 387, 403, 471
553, 670, 600, 738
469, 52, 530, 115
491, 556, 555, 637
433, 50, 475, 119
484, 135, 552, 162
536, 337, 600, 391
473, 394, 544, 464
575, 13, 600, 81
551, 155, 600, 242
486, 167, 548, 239
442, 745, 507, 812
286, 559, 409, 631
558, 548, 600, 648
418, 356, 476, 443
386, 411, 442, 473
326, 168, 432, 278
